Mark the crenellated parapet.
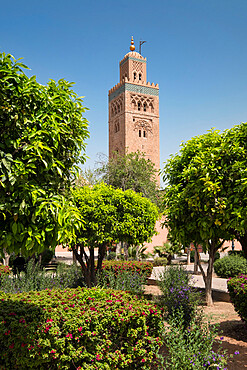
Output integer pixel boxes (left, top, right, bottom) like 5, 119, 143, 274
109, 80, 159, 102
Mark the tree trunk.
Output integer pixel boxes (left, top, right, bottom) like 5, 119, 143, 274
89, 247, 96, 286
237, 232, 247, 258
116, 243, 121, 259
3, 249, 10, 266
123, 242, 129, 260
187, 247, 191, 265
194, 246, 198, 274
97, 244, 106, 276
195, 244, 215, 306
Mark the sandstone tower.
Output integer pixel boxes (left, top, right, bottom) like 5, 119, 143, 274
108, 37, 160, 183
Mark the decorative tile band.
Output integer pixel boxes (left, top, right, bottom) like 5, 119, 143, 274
109, 83, 159, 101
120, 57, 147, 66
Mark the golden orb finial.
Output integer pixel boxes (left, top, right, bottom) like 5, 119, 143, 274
130, 36, 135, 51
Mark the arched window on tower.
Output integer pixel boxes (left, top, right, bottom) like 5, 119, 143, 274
133, 72, 137, 80
143, 130, 146, 138
139, 73, 142, 81
138, 102, 141, 111
139, 130, 141, 137
143, 103, 146, 112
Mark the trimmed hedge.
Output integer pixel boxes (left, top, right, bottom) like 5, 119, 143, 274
153, 257, 168, 267
227, 274, 247, 323
102, 260, 153, 279
214, 255, 247, 278
0, 287, 163, 369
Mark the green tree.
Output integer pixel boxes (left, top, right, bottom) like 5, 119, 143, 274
162, 130, 232, 305
0, 52, 89, 257
96, 151, 161, 208
69, 183, 159, 287
222, 123, 247, 258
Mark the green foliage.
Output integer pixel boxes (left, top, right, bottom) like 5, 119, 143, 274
153, 241, 181, 264
214, 255, 247, 278
102, 260, 153, 280
0, 288, 163, 369
227, 274, 247, 323
98, 270, 147, 294
96, 151, 162, 208
228, 250, 245, 257
128, 244, 148, 260
40, 249, 54, 266
162, 309, 228, 369
106, 251, 116, 260
162, 129, 234, 304
0, 52, 89, 256
157, 266, 201, 327
70, 183, 158, 286
152, 257, 168, 266
0, 265, 11, 278
0, 260, 85, 293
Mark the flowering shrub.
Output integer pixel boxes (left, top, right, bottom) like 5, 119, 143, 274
162, 309, 228, 369
227, 274, 247, 323
0, 265, 11, 278
101, 260, 153, 280
0, 287, 163, 369
157, 266, 201, 327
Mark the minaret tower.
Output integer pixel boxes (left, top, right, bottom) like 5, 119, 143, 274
108, 37, 160, 183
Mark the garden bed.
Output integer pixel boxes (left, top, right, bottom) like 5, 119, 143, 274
144, 285, 247, 370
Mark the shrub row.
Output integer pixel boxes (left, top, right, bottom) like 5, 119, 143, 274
227, 274, 247, 323
214, 255, 247, 278
153, 257, 168, 267
101, 260, 153, 279
0, 287, 163, 369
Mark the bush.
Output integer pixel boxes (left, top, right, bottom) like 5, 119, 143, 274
40, 249, 54, 266
102, 260, 153, 280
106, 251, 116, 260
228, 250, 245, 257
162, 309, 228, 369
0, 260, 85, 293
153, 257, 168, 266
214, 255, 247, 278
0, 287, 163, 369
157, 266, 201, 328
0, 265, 11, 278
227, 274, 247, 323
98, 269, 147, 294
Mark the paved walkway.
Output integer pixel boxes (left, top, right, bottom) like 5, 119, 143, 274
150, 265, 228, 293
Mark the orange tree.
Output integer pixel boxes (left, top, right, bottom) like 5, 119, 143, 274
0, 53, 89, 257
162, 129, 233, 305
69, 183, 159, 287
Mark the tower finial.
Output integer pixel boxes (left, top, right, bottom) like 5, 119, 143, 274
130, 36, 135, 51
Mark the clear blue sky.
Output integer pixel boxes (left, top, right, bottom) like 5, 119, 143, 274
1, 0, 247, 183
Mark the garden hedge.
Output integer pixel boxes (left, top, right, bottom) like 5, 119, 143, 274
227, 274, 247, 323
214, 255, 247, 278
0, 287, 163, 369
101, 260, 153, 279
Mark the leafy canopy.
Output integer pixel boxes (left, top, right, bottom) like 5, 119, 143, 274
71, 182, 159, 248
0, 52, 89, 256
96, 151, 161, 208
